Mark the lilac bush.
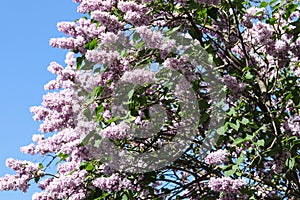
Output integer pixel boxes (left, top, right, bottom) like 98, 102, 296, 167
0, 0, 300, 199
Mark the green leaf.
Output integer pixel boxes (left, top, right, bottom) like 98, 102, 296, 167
80, 130, 97, 146
284, 93, 293, 101
233, 137, 244, 145
83, 108, 92, 120
260, 1, 268, 7
188, 28, 202, 41
84, 38, 98, 50
245, 71, 254, 80
291, 139, 300, 149
269, 0, 278, 5
208, 54, 214, 65
236, 153, 245, 165
282, 136, 297, 143
134, 41, 145, 49
269, 17, 276, 25
38, 163, 44, 170
57, 152, 69, 161
245, 134, 254, 141
120, 49, 128, 58
85, 162, 94, 171
227, 108, 237, 116
199, 113, 210, 123
94, 138, 103, 148
227, 121, 240, 131
224, 165, 238, 177
128, 89, 135, 99
224, 169, 235, 177
79, 160, 88, 170
256, 139, 265, 146
240, 117, 249, 125
217, 125, 228, 135
76, 57, 83, 69
286, 157, 295, 169
165, 26, 181, 36
106, 116, 121, 124
34, 176, 40, 183
94, 192, 110, 200
56, 153, 70, 164
207, 7, 218, 20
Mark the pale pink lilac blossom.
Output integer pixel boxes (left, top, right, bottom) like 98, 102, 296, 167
85, 49, 120, 64
208, 177, 247, 193
91, 11, 124, 32
135, 26, 176, 52
222, 75, 246, 93
50, 36, 86, 51
122, 69, 155, 85
33, 170, 88, 200
100, 122, 131, 139
241, 7, 266, 28
77, 0, 115, 13
205, 149, 229, 165
92, 174, 133, 191
0, 159, 41, 192
118, 1, 149, 26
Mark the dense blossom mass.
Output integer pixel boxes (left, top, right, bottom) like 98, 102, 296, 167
0, 0, 300, 199
205, 149, 229, 165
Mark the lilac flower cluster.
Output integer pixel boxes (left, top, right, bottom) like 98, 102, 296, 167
65, 52, 76, 66
163, 56, 187, 71
208, 177, 247, 193
205, 149, 229, 165
30, 89, 75, 133
0, 159, 40, 192
100, 122, 131, 140
13, 49, 104, 198
32, 170, 88, 200
95, 59, 130, 89
122, 69, 155, 85
5, 158, 39, 174
237, 9, 300, 79
92, 174, 133, 191
91, 11, 124, 33
135, 26, 176, 52
85, 49, 120, 64
222, 75, 246, 93
75, 70, 99, 93
21, 128, 78, 155
271, 151, 290, 174
50, 36, 86, 52
0, 174, 31, 192
242, 7, 266, 28
77, 0, 115, 13
163, 55, 198, 81
57, 18, 106, 40
282, 115, 300, 136
118, 1, 149, 26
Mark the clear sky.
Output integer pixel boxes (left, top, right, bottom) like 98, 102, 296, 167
0, 0, 81, 199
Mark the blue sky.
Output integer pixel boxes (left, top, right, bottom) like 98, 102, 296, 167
0, 1, 81, 199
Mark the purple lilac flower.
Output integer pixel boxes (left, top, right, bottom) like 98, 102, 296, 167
222, 75, 246, 93
100, 122, 131, 140
122, 69, 155, 85
208, 177, 247, 193
205, 149, 229, 165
